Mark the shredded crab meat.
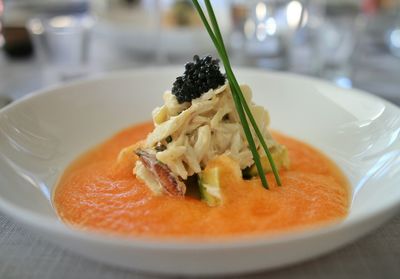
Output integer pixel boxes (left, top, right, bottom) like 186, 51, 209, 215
135, 149, 186, 196
137, 83, 287, 180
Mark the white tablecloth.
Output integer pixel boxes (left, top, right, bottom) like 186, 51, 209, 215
1, 212, 399, 279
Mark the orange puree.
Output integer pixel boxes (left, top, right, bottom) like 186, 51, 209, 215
54, 122, 349, 238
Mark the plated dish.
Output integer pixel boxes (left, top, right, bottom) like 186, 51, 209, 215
0, 2, 399, 275
54, 55, 349, 239
0, 67, 399, 275
54, 2, 352, 240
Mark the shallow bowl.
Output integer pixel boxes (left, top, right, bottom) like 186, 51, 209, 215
0, 67, 399, 276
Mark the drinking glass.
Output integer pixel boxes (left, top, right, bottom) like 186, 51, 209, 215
314, 3, 365, 88
27, 14, 93, 81
229, 0, 325, 71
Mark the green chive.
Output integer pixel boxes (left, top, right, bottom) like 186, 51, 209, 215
192, 0, 268, 188
203, 0, 281, 186
192, 0, 282, 188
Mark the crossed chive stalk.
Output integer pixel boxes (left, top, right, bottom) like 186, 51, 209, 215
191, 0, 282, 188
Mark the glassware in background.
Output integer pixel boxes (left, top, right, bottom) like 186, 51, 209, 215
90, 0, 225, 65
229, 0, 289, 70
386, 4, 400, 58
157, 0, 227, 63
0, 0, 2, 43
285, 0, 325, 75
314, 2, 365, 88
90, 0, 159, 60
228, 0, 247, 66
229, 0, 326, 72
157, 0, 206, 63
160, 0, 202, 28
27, 13, 93, 81
1, 0, 33, 58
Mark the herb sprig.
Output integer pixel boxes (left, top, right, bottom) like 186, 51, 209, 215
192, 0, 281, 188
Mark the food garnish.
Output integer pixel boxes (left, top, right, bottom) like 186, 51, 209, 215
191, 0, 282, 187
129, 51, 289, 202
53, 2, 350, 237
172, 55, 226, 103
121, 1, 290, 204
247, 148, 290, 177
198, 166, 221, 207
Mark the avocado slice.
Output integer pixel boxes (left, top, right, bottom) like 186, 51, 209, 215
198, 167, 222, 207
248, 147, 289, 177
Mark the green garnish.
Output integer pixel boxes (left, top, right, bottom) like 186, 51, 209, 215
192, 0, 281, 188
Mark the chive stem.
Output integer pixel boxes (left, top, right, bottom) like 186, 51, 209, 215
196, 0, 267, 188
192, 0, 282, 187
203, 0, 281, 186
193, 0, 270, 188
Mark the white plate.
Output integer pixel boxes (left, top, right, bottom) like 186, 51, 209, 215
0, 67, 399, 276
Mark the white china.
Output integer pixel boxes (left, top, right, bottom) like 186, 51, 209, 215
0, 68, 399, 275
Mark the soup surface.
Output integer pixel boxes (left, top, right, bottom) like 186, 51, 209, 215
54, 122, 349, 238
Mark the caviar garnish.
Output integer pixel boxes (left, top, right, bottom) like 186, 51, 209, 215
191, 0, 282, 188
172, 55, 226, 103
165, 136, 173, 143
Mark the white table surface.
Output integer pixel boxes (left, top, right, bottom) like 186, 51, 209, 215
1, 212, 399, 279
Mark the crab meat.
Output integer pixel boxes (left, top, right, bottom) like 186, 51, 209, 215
135, 149, 186, 196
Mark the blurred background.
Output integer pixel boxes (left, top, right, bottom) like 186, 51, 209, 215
0, 0, 399, 107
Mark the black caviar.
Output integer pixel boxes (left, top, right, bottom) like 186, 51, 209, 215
172, 55, 226, 103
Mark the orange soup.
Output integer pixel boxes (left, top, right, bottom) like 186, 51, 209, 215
54, 122, 349, 238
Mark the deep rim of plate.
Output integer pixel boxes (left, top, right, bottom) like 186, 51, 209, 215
0, 66, 399, 250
